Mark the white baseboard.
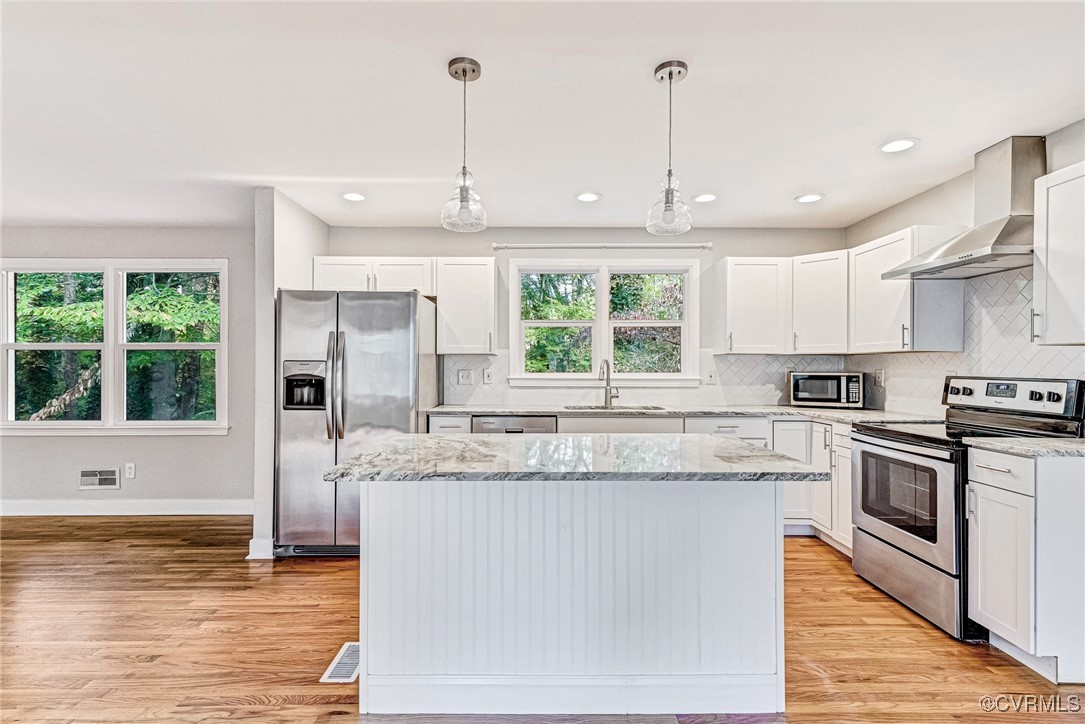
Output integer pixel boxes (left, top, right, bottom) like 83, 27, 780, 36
0, 498, 254, 516
247, 536, 275, 559
814, 529, 854, 558
364, 674, 782, 715
784, 522, 815, 536
990, 633, 1059, 684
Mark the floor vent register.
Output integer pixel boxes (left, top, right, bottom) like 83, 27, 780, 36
320, 642, 360, 683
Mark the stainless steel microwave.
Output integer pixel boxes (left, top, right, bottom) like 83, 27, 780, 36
789, 372, 864, 408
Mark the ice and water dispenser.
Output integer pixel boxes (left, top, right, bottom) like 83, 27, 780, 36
282, 360, 327, 410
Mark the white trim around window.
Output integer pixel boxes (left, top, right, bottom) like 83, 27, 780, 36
508, 258, 700, 387
0, 258, 228, 436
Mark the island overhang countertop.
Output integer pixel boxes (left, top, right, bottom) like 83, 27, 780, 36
324, 432, 829, 482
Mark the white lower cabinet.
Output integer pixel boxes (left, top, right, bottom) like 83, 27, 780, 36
968, 478, 1036, 653
558, 417, 684, 434
684, 416, 769, 447
832, 428, 853, 549
810, 422, 833, 531
428, 415, 471, 434
771, 420, 813, 522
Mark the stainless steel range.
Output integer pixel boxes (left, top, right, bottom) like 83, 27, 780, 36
850, 376, 1085, 640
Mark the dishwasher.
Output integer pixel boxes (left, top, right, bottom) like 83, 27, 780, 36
471, 416, 557, 433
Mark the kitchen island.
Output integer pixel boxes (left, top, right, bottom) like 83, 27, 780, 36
325, 433, 827, 715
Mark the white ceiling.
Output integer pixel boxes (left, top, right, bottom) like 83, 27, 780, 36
3, 2, 1083, 229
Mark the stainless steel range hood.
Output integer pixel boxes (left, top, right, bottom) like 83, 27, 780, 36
883, 136, 1046, 280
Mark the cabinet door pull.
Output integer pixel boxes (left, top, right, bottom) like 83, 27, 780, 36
728, 332, 734, 352
901, 323, 909, 349
976, 463, 1012, 474
715, 425, 740, 431
437, 424, 462, 429
1030, 309, 1042, 341
793, 331, 798, 351
967, 488, 978, 521
488, 332, 494, 353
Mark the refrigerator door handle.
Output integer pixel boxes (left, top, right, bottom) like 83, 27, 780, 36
335, 331, 346, 439
325, 331, 335, 440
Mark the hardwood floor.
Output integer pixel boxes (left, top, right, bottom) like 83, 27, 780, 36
1, 517, 1081, 723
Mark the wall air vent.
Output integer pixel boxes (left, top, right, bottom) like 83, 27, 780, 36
79, 469, 120, 490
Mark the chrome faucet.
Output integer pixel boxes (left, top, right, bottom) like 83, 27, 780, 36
598, 359, 620, 408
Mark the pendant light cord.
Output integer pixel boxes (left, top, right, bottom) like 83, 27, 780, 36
462, 72, 468, 171
667, 72, 673, 174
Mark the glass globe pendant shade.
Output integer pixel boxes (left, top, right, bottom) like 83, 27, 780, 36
441, 168, 487, 232
646, 173, 692, 235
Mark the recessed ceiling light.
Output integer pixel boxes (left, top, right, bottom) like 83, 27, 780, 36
692, 193, 717, 203
794, 193, 824, 203
879, 138, 919, 153
341, 192, 366, 202
577, 192, 602, 203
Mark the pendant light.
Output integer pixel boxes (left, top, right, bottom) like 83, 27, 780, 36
441, 57, 487, 232
646, 60, 692, 235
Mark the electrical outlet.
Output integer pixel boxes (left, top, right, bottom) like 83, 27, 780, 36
704, 369, 716, 385
124, 463, 136, 479
457, 369, 473, 385
483, 368, 494, 384
875, 369, 885, 387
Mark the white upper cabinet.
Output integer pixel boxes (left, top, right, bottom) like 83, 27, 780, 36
314, 256, 435, 294
1033, 162, 1084, 346
719, 257, 792, 354
435, 257, 496, 355
313, 256, 371, 291
792, 249, 848, 354
848, 225, 967, 353
372, 257, 435, 295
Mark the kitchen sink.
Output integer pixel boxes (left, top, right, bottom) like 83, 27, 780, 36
563, 405, 665, 411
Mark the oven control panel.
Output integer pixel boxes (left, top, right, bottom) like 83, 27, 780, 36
944, 377, 1073, 415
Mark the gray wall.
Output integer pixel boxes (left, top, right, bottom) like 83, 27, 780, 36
329, 226, 845, 353
841, 118, 1085, 413
845, 119, 1085, 247
273, 189, 329, 290
0, 226, 256, 508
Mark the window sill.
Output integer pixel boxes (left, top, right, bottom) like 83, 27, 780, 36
507, 375, 701, 389
0, 424, 230, 437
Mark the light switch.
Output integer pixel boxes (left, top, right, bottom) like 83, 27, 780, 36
457, 369, 473, 385
124, 463, 136, 479
483, 368, 494, 384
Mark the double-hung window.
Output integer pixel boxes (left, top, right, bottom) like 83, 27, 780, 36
2, 259, 228, 434
510, 259, 699, 385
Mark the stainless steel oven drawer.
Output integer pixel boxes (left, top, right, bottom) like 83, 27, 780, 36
853, 528, 961, 638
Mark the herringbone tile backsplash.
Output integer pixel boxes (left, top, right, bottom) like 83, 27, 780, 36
848, 267, 1085, 414
443, 267, 1083, 411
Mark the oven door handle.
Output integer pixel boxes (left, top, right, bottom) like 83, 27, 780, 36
850, 432, 956, 461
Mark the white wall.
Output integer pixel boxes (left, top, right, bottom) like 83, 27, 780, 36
0, 226, 256, 513
273, 189, 329, 290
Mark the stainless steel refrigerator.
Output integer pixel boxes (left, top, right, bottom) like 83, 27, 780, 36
275, 290, 438, 555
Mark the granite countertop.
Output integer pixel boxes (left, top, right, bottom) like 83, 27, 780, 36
324, 433, 831, 482
427, 404, 942, 425
964, 437, 1085, 458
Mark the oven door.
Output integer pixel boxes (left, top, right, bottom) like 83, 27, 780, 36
851, 433, 960, 575
791, 374, 843, 405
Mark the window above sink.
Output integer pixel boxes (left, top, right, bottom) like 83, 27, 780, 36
508, 259, 700, 388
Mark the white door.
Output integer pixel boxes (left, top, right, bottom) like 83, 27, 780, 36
1033, 162, 1085, 345
968, 481, 1035, 652
848, 231, 912, 353
435, 257, 496, 354
313, 257, 370, 291
372, 257, 435, 295
810, 422, 833, 531
792, 250, 848, 354
724, 258, 792, 354
772, 420, 812, 521
833, 445, 853, 548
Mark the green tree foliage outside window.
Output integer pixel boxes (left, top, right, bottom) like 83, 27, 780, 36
11, 270, 221, 422
520, 273, 595, 321
125, 272, 220, 421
